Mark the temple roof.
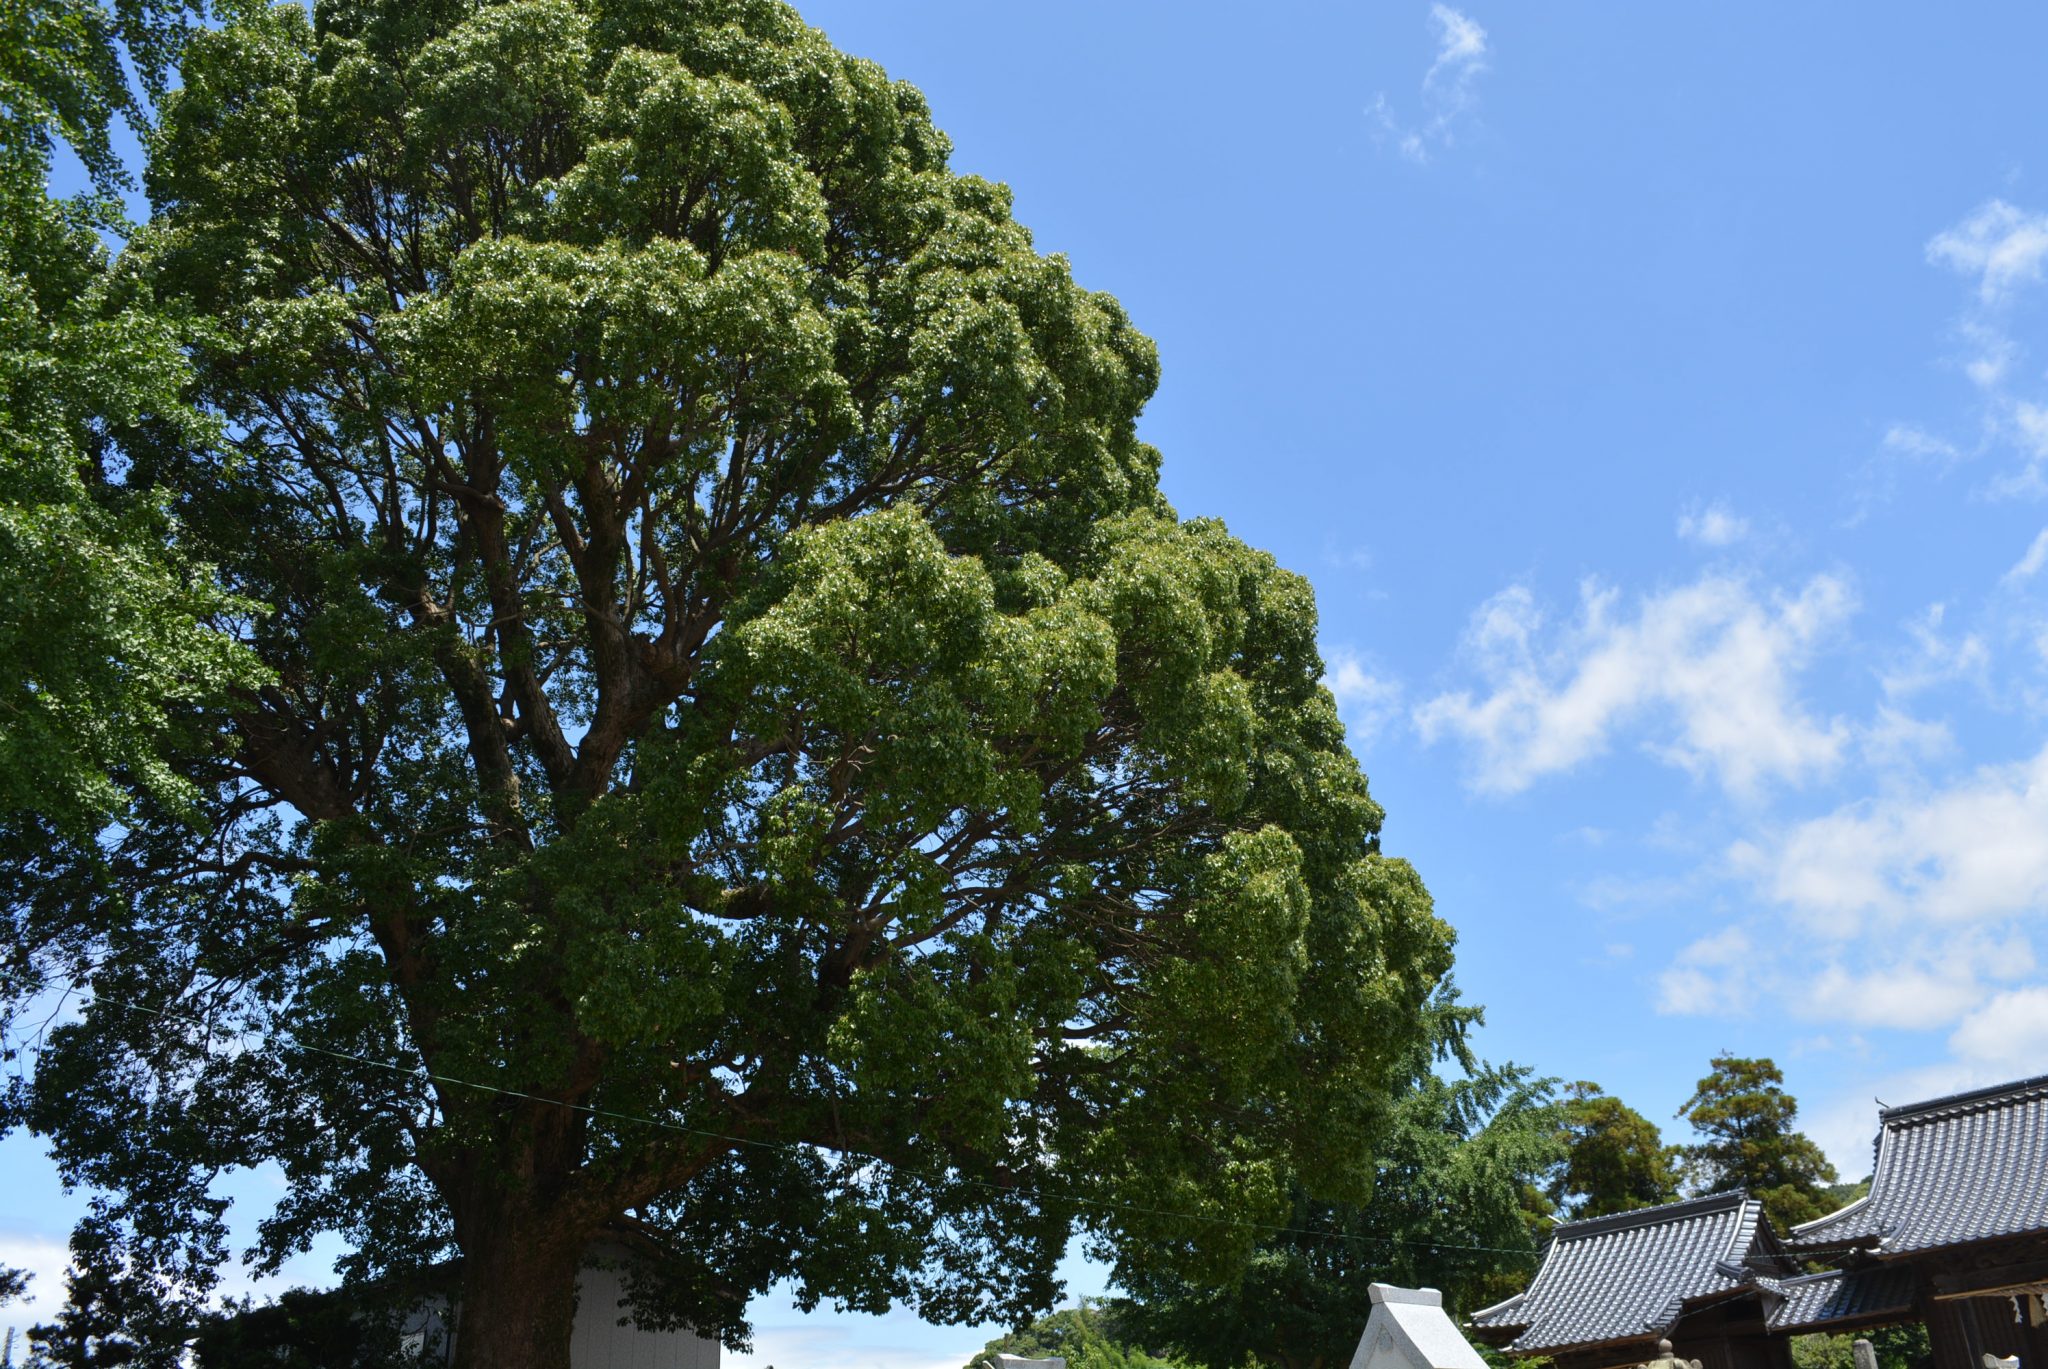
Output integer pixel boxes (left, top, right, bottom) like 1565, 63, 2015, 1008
1470, 1192, 1797, 1355
1790, 1072, 2048, 1257
1759, 1265, 1920, 1333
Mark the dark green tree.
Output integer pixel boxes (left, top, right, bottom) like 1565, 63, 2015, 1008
2, 2, 1455, 1367
969, 1302, 1184, 1369
1790, 1325, 1932, 1369
1548, 1082, 1680, 1219
3, 4, 263, 1361
1112, 992, 1562, 1369
1676, 1056, 1838, 1232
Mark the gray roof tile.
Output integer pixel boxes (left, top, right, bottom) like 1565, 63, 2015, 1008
1790, 1073, 2048, 1256
1470, 1192, 1793, 1355
1763, 1266, 1920, 1332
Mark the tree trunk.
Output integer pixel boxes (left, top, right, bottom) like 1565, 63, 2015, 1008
448, 1215, 586, 1369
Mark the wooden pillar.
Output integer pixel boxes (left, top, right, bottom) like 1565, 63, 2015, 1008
1921, 1293, 1981, 1369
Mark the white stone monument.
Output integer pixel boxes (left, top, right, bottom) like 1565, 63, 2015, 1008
1347, 1284, 1491, 1369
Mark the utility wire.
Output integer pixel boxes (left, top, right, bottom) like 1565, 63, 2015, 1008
39, 988, 1880, 1264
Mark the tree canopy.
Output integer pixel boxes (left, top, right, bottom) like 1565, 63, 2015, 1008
1111, 993, 1561, 1369
1676, 1056, 1838, 1232
0, 0, 261, 838
1548, 1082, 1680, 1220
0, 1, 1455, 1365
969, 1302, 1185, 1369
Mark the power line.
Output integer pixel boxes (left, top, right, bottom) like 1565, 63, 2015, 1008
34, 988, 1880, 1264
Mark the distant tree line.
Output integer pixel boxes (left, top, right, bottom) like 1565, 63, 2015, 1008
976, 1053, 1856, 1369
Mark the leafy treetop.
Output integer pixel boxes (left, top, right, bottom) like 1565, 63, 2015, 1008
1548, 1082, 1680, 1220
2, 1, 1454, 1366
1111, 991, 1562, 1369
1676, 1056, 1838, 1233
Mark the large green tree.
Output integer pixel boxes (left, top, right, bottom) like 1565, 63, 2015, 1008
1676, 1056, 1837, 1232
1111, 993, 1562, 1369
1548, 1082, 1680, 1219
0, 2, 1454, 1366
2, 0, 264, 1355
0, 0, 260, 837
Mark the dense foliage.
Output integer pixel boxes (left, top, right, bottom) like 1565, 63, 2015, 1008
0, 0, 260, 837
1790, 1325, 1933, 1369
1548, 1082, 1680, 1219
969, 1302, 1186, 1369
1110, 994, 1561, 1369
1676, 1056, 1838, 1232
0, 0, 1455, 1365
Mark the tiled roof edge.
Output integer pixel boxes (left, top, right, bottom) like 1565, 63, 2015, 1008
1469, 1291, 1528, 1325
1550, 1189, 1750, 1241
1877, 1071, 2048, 1124
1792, 1126, 1891, 1241
1789, 1191, 1877, 1241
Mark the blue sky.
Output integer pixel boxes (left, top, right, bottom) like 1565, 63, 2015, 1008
13, 3, 2048, 1365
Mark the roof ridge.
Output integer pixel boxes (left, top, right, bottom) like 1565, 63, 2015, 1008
1552, 1189, 1749, 1240
1879, 1070, 2048, 1123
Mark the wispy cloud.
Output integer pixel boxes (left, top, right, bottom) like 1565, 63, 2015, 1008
1949, 984, 2048, 1074
1927, 200, 2048, 306
1648, 736, 2048, 1092
1730, 742, 2048, 938
2004, 527, 2048, 585
1677, 500, 1750, 548
1324, 649, 1405, 747
1371, 5, 1490, 165
1882, 423, 1963, 464
1414, 572, 1854, 798
1877, 602, 1989, 699
1899, 198, 2048, 496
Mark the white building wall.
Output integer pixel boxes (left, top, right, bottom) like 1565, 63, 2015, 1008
568, 1256, 720, 1369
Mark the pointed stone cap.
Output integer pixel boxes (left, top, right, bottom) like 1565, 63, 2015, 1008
1347, 1284, 1490, 1369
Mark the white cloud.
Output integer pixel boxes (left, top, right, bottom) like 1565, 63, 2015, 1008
2017, 401, 2048, 446
1858, 704, 1954, 770
1808, 1054, 2044, 1177
1659, 912, 2037, 1044
1949, 984, 2048, 1072
2003, 527, 2048, 585
1663, 744, 2048, 1119
1882, 423, 1962, 464
1877, 602, 1989, 699
1371, 5, 1490, 165
1415, 572, 1854, 798
0, 1232, 73, 1349
1927, 200, 2048, 306
1659, 926, 1757, 1017
1677, 501, 1750, 548
1323, 650, 1405, 745
1796, 933, 2036, 1029
1425, 4, 1488, 85
1898, 199, 2048, 497
1960, 319, 2018, 391
1732, 741, 2048, 936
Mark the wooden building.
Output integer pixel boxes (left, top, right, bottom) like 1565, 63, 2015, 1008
1471, 1072, 2048, 1369
1782, 1073, 2048, 1369
1468, 1191, 1801, 1369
